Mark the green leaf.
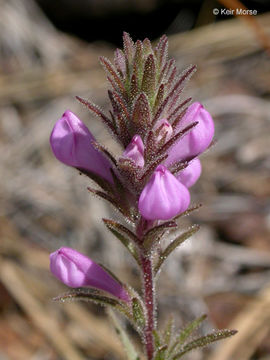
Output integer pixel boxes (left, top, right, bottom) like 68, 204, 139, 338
154, 225, 200, 274
173, 204, 202, 221
132, 297, 145, 328
103, 219, 140, 265
153, 330, 162, 348
154, 345, 168, 360
53, 289, 119, 307
169, 314, 207, 356
132, 93, 151, 130
108, 309, 141, 360
143, 221, 177, 250
141, 54, 156, 104
162, 315, 175, 348
172, 330, 237, 359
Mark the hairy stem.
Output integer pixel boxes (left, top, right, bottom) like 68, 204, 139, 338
141, 253, 155, 360
137, 218, 156, 360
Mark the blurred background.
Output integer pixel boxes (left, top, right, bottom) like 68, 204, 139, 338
0, 0, 270, 359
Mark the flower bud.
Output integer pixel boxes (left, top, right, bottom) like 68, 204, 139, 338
138, 165, 190, 220
177, 158, 201, 188
50, 111, 113, 183
50, 247, 129, 302
154, 118, 173, 143
122, 135, 144, 167
165, 102, 214, 166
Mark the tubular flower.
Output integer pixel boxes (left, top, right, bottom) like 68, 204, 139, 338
177, 158, 202, 188
165, 102, 214, 166
138, 165, 190, 220
122, 134, 145, 167
50, 247, 129, 302
154, 118, 173, 143
50, 110, 113, 183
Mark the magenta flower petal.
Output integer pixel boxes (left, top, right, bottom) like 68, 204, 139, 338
165, 102, 214, 166
122, 134, 145, 167
177, 158, 202, 188
138, 165, 190, 220
50, 110, 113, 183
154, 118, 173, 142
50, 247, 129, 302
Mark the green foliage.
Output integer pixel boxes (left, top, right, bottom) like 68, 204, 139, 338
108, 309, 141, 360
172, 330, 237, 359
154, 225, 200, 274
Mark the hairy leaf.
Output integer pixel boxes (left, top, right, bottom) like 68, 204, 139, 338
154, 345, 168, 360
132, 93, 151, 130
141, 54, 156, 102
169, 314, 207, 356
123, 32, 135, 62
132, 297, 145, 328
103, 219, 140, 264
154, 225, 200, 274
173, 330, 237, 359
143, 221, 177, 250
76, 96, 117, 136
54, 289, 119, 307
108, 309, 141, 360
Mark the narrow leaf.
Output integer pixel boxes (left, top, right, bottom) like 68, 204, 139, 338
163, 315, 175, 347
154, 225, 200, 274
114, 48, 126, 76
134, 40, 144, 81
173, 330, 237, 359
141, 54, 156, 101
54, 289, 119, 307
103, 219, 140, 245
76, 96, 117, 136
173, 204, 202, 221
154, 345, 168, 360
169, 314, 207, 356
103, 219, 140, 264
123, 32, 135, 62
153, 83, 165, 114
132, 297, 145, 328
142, 38, 153, 56
100, 56, 126, 94
78, 168, 114, 194
153, 330, 162, 348
143, 221, 177, 250
132, 93, 151, 130
108, 309, 141, 360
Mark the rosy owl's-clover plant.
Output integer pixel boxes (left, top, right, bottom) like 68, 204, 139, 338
50, 33, 237, 360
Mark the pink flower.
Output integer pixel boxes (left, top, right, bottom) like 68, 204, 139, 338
177, 158, 202, 188
50, 247, 129, 302
50, 110, 113, 183
154, 118, 173, 143
122, 135, 144, 167
164, 102, 214, 166
138, 165, 190, 220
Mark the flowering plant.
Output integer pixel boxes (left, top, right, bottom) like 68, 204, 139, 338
50, 33, 236, 359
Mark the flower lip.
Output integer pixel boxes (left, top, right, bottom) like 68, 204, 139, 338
138, 165, 190, 220
122, 134, 145, 168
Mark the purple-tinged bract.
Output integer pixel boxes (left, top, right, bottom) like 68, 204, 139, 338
138, 165, 190, 220
165, 102, 214, 166
50, 110, 113, 183
50, 247, 129, 301
177, 158, 202, 188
